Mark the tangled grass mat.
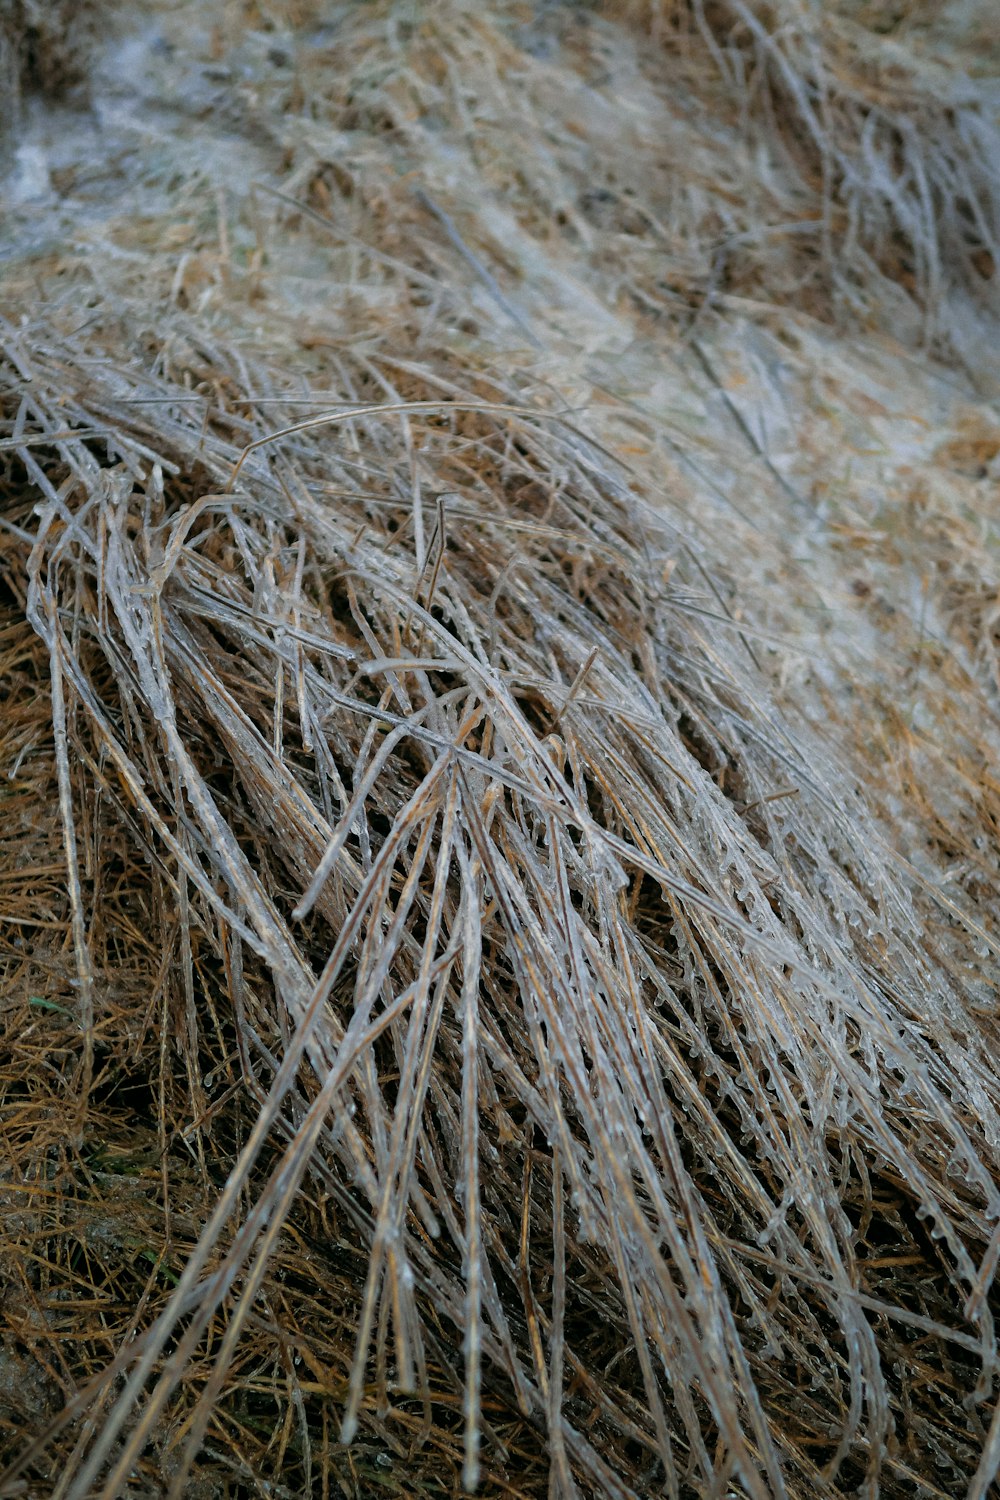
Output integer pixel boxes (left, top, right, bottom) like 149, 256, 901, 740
2, 2, 1000, 1496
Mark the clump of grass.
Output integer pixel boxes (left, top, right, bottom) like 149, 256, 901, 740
609, 0, 1000, 343
1, 0, 999, 1497
1, 320, 998, 1499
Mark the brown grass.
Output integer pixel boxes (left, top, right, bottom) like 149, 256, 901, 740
1, 2, 1000, 1497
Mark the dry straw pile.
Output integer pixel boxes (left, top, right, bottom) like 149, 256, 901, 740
2, 0, 1000, 1496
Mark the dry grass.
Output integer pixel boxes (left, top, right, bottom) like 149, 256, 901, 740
1, 2, 1000, 1498
605, 0, 1000, 348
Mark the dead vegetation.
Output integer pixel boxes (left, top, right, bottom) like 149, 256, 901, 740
1, 2, 1000, 1497
609, 0, 1000, 343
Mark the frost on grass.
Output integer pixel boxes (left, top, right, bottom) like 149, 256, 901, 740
2, 332, 998, 1498
1, 1, 1000, 1498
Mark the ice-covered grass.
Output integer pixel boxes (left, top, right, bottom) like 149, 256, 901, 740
1, 2, 1000, 1497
